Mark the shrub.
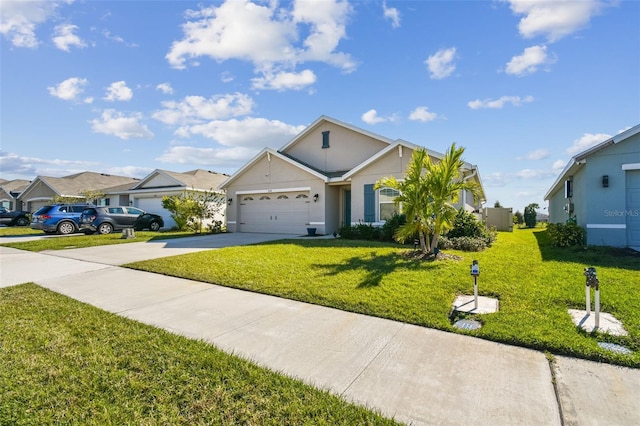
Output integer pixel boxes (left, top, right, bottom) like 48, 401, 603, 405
445, 209, 497, 249
438, 235, 488, 252
379, 213, 406, 242
338, 222, 380, 240
546, 222, 586, 247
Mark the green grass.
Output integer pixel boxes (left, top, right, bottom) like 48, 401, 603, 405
0, 230, 200, 251
127, 228, 640, 367
0, 226, 38, 236
0, 284, 397, 425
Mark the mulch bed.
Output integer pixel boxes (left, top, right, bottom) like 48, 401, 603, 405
403, 250, 463, 262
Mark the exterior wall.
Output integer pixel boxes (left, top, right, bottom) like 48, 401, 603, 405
349, 146, 412, 223
18, 181, 56, 212
323, 185, 342, 235
141, 173, 179, 188
548, 133, 640, 247
225, 154, 326, 233
283, 122, 389, 173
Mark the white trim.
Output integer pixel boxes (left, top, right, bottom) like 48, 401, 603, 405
586, 224, 626, 229
622, 163, 640, 171
227, 221, 236, 224
24, 197, 53, 202
309, 222, 325, 225
235, 187, 311, 195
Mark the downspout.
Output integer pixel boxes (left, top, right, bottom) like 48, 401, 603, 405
462, 166, 478, 209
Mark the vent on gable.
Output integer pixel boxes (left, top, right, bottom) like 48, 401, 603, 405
322, 131, 330, 149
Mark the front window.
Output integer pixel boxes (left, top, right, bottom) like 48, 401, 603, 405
379, 188, 400, 221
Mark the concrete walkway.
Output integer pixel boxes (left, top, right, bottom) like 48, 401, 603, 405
1, 233, 638, 425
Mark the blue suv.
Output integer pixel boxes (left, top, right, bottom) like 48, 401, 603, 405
31, 203, 95, 235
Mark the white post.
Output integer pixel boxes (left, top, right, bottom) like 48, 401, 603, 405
474, 276, 478, 310
586, 285, 591, 315
595, 288, 600, 329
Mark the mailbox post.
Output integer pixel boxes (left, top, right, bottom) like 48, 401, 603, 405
584, 267, 600, 329
470, 260, 480, 310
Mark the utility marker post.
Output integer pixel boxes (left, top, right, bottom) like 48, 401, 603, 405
470, 260, 480, 310
584, 267, 600, 329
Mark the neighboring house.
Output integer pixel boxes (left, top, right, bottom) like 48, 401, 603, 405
17, 172, 140, 212
104, 169, 229, 229
0, 179, 30, 210
221, 115, 485, 236
544, 124, 640, 250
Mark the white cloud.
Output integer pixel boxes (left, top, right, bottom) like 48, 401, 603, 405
90, 109, 153, 140
102, 29, 138, 47
153, 93, 255, 125
425, 47, 456, 79
104, 81, 133, 102
383, 1, 400, 28
525, 149, 549, 160
0, 149, 98, 179
52, 23, 86, 51
566, 132, 610, 155
467, 95, 534, 109
173, 117, 305, 149
516, 169, 557, 179
505, 0, 605, 42
505, 45, 556, 76
47, 77, 89, 101
166, 0, 355, 88
0, 0, 64, 48
156, 82, 174, 95
409, 106, 439, 122
157, 145, 258, 168
552, 159, 566, 171
361, 109, 389, 125
251, 69, 317, 91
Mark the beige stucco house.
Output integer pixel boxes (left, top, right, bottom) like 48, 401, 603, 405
221, 115, 485, 236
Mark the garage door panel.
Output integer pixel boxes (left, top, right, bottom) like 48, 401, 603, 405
239, 192, 310, 234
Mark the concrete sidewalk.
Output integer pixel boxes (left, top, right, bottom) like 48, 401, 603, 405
1, 236, 638, 425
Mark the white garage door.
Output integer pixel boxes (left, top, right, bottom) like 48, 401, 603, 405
239, 192, 310, 234
135, 198, 173, 229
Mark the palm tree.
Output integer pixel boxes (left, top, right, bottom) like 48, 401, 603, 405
375, 144, 480, 254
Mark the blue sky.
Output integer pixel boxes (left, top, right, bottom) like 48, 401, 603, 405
1, 0, 638, 213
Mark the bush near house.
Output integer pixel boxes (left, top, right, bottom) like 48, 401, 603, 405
546, 222, 586, 247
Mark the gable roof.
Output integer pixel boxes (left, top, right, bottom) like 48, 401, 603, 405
220, 148, 330, 189
0, 179, 31, 194
278, 115, 394, 153
131, 169, 229, 191
544, 124, 640, 200
20, 172, 140, 199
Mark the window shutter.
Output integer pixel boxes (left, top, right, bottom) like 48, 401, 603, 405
364, 184, 375, 222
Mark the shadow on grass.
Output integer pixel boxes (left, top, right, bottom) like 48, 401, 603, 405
534, 229, 640, 271
314, 251, 437, 288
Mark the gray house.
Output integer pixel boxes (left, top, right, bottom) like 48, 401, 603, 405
544, 124, 640, 250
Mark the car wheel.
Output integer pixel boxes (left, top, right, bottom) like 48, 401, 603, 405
57, 221, 76, 235
149, 221, 161, 231
15, 217, 29, 226
98, 222, 114, 235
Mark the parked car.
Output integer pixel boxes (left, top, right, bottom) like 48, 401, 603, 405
0, 206, 30, 226
79, 206, 164, 234
133, 211, 164, 232
30, 203, 95, 235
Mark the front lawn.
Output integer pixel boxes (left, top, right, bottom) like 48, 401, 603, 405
127, 228, 640, 367
0, 284, 397, 425
0, 230, 199, 251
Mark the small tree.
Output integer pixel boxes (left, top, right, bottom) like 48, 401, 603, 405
524, 203, 539, 228
494, 200, 502, 208
513, 210, 524, 226
162, 188, 225, 233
